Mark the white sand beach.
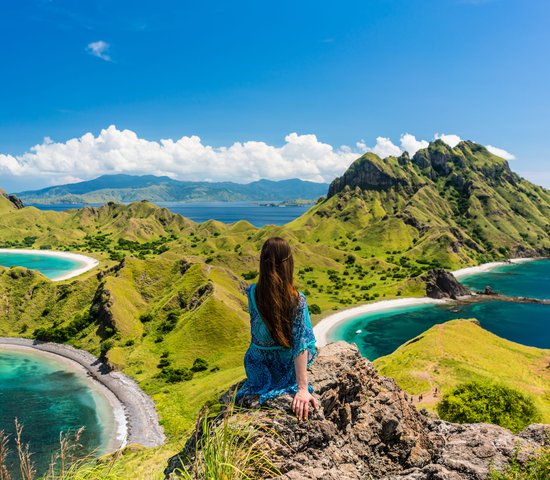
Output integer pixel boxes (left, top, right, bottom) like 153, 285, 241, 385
0, 248, 99, 281
0, 338, 165, 452
313, 257, 542, 347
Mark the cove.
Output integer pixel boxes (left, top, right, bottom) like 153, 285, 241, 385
330, 259, 550, 360
0, 249, 98, 281
0, 347, 116, 477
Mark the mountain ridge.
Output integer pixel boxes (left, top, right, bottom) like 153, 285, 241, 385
14, 175, 329, 204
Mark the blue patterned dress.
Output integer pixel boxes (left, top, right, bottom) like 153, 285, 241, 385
235, 283, 317, 404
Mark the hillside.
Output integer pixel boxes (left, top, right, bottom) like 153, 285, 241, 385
288, 140, 550, 272
15, 174, 329, 204
374, 319, 550, 421
1, 139, 550, 476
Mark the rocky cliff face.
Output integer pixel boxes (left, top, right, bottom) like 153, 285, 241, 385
423, 269, 472, 299
165, 342, 548, 479
0, 189, 24, 209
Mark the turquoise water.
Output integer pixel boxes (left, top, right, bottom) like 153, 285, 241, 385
331, 259, 550, 360
459, 259, 550, 300
0, 252, 86, 280
0, 349, 110, 477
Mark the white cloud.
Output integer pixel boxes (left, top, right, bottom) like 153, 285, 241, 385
434, 133, 462, 148
0, 127, 521, 189
371, 137, 402, 158
486, 145, 515, 160
399, 133, 429, 156
86, 41, 111, 61
0, 126, 359, 185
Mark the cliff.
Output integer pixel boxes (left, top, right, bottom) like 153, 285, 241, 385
166, 342, 549, 479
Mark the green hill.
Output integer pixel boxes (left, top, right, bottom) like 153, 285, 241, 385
0, 139, 549, 476
374, 319, 550, 422
15, 174, 328, 204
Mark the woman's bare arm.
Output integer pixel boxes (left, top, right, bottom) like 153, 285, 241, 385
292, 350, 318, 420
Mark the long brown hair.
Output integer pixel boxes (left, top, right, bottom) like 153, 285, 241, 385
255, 237, 299, 348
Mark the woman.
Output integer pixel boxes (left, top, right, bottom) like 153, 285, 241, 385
236, 237, 318, 420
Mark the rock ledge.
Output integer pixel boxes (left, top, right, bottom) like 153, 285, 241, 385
166, 342, 548, 479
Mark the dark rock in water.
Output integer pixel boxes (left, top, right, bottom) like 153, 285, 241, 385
423, 269, 471, 299
165, 342, 548, 479
481, 285, 497, 295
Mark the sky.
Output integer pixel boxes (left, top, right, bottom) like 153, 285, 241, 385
0, 0, 549, 191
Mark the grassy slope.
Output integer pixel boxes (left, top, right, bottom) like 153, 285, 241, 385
1, 140, 550, 476
374, 319, 550, 421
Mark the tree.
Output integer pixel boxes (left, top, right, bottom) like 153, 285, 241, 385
436, 381, 541, 433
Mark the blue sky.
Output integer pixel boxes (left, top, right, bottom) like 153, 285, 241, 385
0, 0, 549, 190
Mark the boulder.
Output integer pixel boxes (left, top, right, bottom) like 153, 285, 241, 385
423, 269, 471, 299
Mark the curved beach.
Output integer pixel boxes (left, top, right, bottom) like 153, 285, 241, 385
0, 248, 99, 281
313, 257, 539, 347
0, 337, 165, 451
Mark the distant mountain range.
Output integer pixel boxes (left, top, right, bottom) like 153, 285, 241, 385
14, 175, 329, 204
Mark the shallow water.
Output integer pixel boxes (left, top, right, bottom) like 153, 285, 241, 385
331, 259, 550, 360
0, 349, 112, 477
0, 252, 85, 280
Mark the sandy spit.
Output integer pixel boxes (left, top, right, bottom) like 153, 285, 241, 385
0, 337, 165, 451
0, 248, 99, 281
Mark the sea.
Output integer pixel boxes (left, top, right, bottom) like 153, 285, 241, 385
0, 348, 113, 477
29, 201, 311, 227
330, 259, 550, 360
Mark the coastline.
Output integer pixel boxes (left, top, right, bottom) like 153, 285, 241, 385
0, 248, 99, 281
313, 257, 542, 347
0, 337, 165, 452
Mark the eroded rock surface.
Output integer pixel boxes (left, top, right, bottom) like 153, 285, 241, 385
165, 342, 548, 479
423, 269, 472, 299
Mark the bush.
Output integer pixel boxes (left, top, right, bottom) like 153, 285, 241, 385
241, 270, 258, 280
161, 367, 193, 383
191, 358, 209, 372
309, 304, 321, 315
139, 312, 154, 323
436, 381, 541, 433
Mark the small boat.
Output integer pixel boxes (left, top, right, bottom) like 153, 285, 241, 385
355, 329, 362, 334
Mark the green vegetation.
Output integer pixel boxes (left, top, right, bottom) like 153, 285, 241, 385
0, 140, 549, 477
437, 381, 541, 433
174, 402, 280, 479
374, 320, 550, 422
489, 445, 550, 480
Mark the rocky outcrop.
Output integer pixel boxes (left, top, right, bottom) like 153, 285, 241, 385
0, 189, 24, 209
165, 342, 548, 479
327, 153, 412, 198
423, 269, 472, 299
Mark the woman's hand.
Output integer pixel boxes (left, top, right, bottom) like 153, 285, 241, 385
292, 388, 318, 420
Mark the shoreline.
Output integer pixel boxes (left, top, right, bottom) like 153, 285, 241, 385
0, 248, 99, 281
0, 337, 165, 452
313, 257, 544, 347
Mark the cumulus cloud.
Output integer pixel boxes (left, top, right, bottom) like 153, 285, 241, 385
434, 133, 462, 148
399, 134, 429, 157
86, 40, 111, 61
0, 126, 359, 185
0, 127, 518, 189
486, 145, 516, 160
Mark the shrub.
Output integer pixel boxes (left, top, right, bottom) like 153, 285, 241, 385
139, 312, 153, 323
161, 367, 193, 383
241, 270, 258, 280
191, 358, 209, 372
436, 381, 541, 433
309, 304, 321, 315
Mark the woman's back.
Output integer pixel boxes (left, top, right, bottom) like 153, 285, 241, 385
236, 283, 316, 404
